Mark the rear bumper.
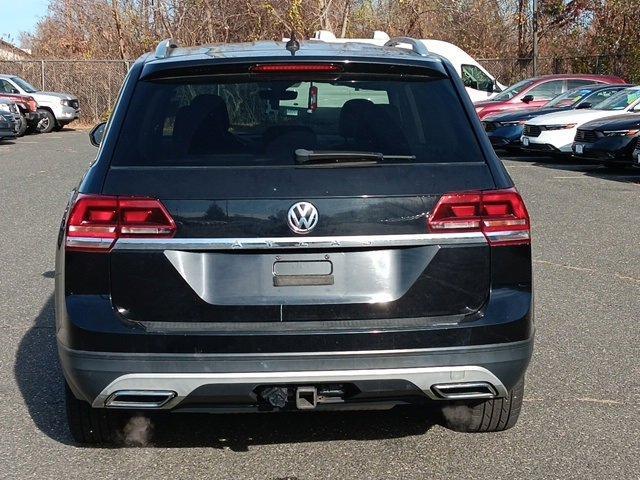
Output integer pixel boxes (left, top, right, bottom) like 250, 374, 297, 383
60, 337, 533, 410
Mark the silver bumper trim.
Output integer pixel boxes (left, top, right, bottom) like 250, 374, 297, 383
65, 237, 114, 249
112, 232, 486, 251
93, 365, 507, 408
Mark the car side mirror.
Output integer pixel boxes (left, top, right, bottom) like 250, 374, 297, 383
89, 122, 107, 147
576, 102, 591, 110
521, 94, 534, 104
10, 88, 19, 94
486, 81, 495, 93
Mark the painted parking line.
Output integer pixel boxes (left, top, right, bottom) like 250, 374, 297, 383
552, 175, 590, 179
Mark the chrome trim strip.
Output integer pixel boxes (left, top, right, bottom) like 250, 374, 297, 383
65, 237, 114, 249
431, 381, 498, 400
112, 232, 486, 251
94, 366, 507, 408
484, 230, 531, 242
105, 390, 176, 409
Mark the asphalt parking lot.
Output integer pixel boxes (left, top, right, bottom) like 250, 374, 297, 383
0, 130, 638, 479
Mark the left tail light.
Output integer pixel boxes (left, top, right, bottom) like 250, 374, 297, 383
428, 188, 530, 246
65, 194, 176, 252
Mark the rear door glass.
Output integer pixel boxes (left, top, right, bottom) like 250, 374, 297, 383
111, 75, 484, 166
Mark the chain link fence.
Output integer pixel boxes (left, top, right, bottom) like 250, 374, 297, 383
1, 55, 638, 125
0, 60, 130, 125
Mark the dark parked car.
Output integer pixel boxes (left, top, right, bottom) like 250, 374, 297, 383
0, 92, 42, 136
474, 74, 626, 120
482, 84, 629, 149
0, 99, 20, 140
0, 100, 18, 141
572, 113, 640, 166
57, 38, 534, 444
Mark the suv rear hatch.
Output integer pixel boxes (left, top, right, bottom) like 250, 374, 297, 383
76, 60, 518, 325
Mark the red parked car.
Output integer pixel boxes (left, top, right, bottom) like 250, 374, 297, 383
474, 74, 626, 120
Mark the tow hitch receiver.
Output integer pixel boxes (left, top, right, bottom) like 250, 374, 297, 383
296, 386, 318, 410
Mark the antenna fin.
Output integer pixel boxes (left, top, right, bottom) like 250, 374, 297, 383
285, 30, 300, 56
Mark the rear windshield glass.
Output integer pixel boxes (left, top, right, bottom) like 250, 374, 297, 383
111, 75, 483, 166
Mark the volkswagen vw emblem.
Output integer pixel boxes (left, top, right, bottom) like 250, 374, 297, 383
287, 202, 318, 234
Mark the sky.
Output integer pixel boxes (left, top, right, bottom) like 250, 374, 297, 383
0, 0, 49, 45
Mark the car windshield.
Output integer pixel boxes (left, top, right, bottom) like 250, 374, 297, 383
11, 76, 39, 93
593, 88, 640, 110
545, 87, 595, 108
491, 79, 535, 101
112, 74, 484, 167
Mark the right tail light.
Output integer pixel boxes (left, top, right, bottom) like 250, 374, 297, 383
428, 188, 530, 246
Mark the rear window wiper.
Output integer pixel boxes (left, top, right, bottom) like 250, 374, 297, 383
295, 149, 415, 167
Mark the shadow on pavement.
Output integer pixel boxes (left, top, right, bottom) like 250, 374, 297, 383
143, 407, 434, 451
16, 294, 436, 449
14, 295, 70, 444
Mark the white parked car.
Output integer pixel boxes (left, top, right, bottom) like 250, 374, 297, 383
310, 30, 505, 102
0, 74, 79, 133
521, 86, 640, 154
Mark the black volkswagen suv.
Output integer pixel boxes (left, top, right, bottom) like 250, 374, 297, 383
57, 38, 534, 444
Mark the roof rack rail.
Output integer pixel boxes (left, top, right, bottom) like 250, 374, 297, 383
384, 37, 429, 56
155, 38, 178, 59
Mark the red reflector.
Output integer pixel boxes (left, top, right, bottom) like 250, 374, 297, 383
66, 195, 176, 252
428, 188, 530, 246
250, 64, 342, 73
88, 209, 117, 222
450, 205, 478, 217
123, 209, 152, 223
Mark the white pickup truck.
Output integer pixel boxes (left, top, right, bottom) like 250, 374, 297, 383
0, 74, 79, 133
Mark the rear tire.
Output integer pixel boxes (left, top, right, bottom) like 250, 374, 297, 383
36, 109, 56, 133
439, 378, 524, 433
65, 382, 121, 445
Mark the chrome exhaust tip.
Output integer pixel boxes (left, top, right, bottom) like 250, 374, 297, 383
105, 390, 177, 409
431, 382, 498, 400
